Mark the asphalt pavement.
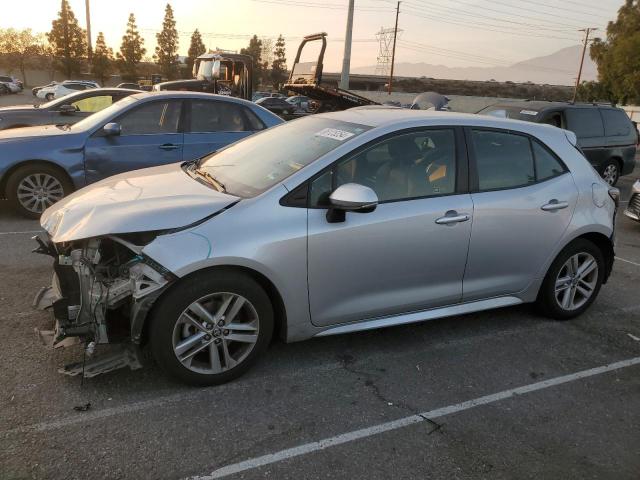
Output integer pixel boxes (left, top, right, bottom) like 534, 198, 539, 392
0, 93, 638, 479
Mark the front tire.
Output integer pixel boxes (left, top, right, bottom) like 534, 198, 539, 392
6, 164, 73, 218
45, 93, 54, 101
536, 239, 604, 320
149, 270, 274, 386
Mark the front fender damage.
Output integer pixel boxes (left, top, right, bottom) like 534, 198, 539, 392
32, 233, 175, 378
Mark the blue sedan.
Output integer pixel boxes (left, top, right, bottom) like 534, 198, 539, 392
0, 91, 283, 217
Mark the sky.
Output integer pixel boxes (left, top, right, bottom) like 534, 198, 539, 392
1, 0, 625, 72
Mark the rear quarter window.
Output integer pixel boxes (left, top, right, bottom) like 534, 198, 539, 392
564, 108, 604, 138
600, 108, 631, 137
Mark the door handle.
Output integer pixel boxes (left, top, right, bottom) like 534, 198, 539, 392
159, 143, 180, 150
435, 211, 470, 225
541, 200, 569, 211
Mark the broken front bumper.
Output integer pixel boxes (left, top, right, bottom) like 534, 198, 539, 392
32, 234, 175, 377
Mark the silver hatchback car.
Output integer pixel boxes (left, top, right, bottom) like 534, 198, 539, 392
35, 109, 619, 385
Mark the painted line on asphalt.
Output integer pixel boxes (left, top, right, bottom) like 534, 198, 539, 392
3, 322, 552, 436
0, 230, 42, 235
616, 256, 640, 267
186, 356, 640, 480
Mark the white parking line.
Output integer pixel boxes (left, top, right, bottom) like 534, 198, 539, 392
616, 256, 640, 267
187, 356, 640, 480
0, 230, 42, 235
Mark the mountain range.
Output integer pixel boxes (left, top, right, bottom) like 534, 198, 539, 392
351, 45, 598, 86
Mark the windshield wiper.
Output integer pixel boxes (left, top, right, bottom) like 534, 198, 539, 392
194, 168, 227, 193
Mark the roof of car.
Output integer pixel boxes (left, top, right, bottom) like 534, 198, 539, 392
128, 91, 269, 109
316, 107, 567, 137
484, 100, 618, 111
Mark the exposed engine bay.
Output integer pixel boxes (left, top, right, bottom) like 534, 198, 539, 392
32, 233, 176, 376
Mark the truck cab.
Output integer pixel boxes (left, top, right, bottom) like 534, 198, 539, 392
154, 53, 253, 101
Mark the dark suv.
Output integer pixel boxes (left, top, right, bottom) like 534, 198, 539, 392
479, 101, 638, 185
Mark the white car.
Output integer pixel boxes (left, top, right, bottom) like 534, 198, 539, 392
0, 75, 21, 94
36, 81, 100, 101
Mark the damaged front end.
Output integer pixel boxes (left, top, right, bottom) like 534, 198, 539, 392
33, 233, 176, 377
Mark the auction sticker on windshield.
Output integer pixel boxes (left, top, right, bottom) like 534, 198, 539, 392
315, 128, 355, 141
520, 110, 538, 116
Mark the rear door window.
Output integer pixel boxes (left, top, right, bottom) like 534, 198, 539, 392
471, 130, 535, 191
600, 109, 631, 136
564, 108, 604, 138
189, 100, 262, 132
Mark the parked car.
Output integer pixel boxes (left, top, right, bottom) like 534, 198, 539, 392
0, 88, 139, 130
479, 101, 638, 185
32, 82, 57, 96
116, 82, 144, 90
0, 91, 282, 217
0, 75, 22, 93
33, 109, 618, 385
255, 96, 294, 115
624, 179, 640, 222
36, 80, 100, 101
286, 95, 310, 112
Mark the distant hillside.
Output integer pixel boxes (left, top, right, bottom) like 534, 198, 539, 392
352, 45, 598, 86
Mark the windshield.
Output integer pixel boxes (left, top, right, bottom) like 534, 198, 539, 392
71, 95, 138, 130
479, 105, 541, 122
197, 117, 372, 197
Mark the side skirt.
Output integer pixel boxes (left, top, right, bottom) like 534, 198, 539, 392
314, 296, 523, 337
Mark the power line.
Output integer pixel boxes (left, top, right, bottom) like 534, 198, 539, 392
401, 7, 582, 41
508, 0, 615, 20
404, 1, 581, 34
407, 0, 587, 31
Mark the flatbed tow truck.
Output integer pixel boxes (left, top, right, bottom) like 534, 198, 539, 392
284, 32, 379, 113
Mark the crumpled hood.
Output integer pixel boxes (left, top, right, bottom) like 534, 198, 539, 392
0, 124, 70, 141
41, 163, 239, 243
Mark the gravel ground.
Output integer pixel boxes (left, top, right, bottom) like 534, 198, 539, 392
0, 90, 638, 479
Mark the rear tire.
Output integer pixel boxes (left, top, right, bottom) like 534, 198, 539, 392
6, 164, 73, 219
536, 239, 604, 320
149, 270, 274, 386
600, 159, 620, 186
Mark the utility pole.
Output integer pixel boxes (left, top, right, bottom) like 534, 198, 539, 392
388, 1, 400, 95
339, 0, 355, 90
62, 0, 70, 78
85, 0, 92, 71
572, 27, 596, 103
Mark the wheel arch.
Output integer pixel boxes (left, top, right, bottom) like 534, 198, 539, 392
138, 264, 288, 346
576, 231, 614, 283
1, 159, 75, 198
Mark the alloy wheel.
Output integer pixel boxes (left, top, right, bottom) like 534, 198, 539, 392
172, 292, 259, 374
17, 173, 64, 214
602, 164, 618, 185
554, 252, 599, 311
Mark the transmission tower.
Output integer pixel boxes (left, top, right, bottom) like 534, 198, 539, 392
375, 26, 402, 76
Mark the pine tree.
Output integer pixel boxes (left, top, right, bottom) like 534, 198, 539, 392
271, 35, 287, 87
47, 0, 87, 77
186, 29, 206, 74
154, 3, 180, 80
240, 35, 264, 89
91, 32, 114, 85
117, 13, 146, 81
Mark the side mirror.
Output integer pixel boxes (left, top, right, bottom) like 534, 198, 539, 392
327, 183, 378, 223
103, 122, 121, 136
58, 104, 78, 115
